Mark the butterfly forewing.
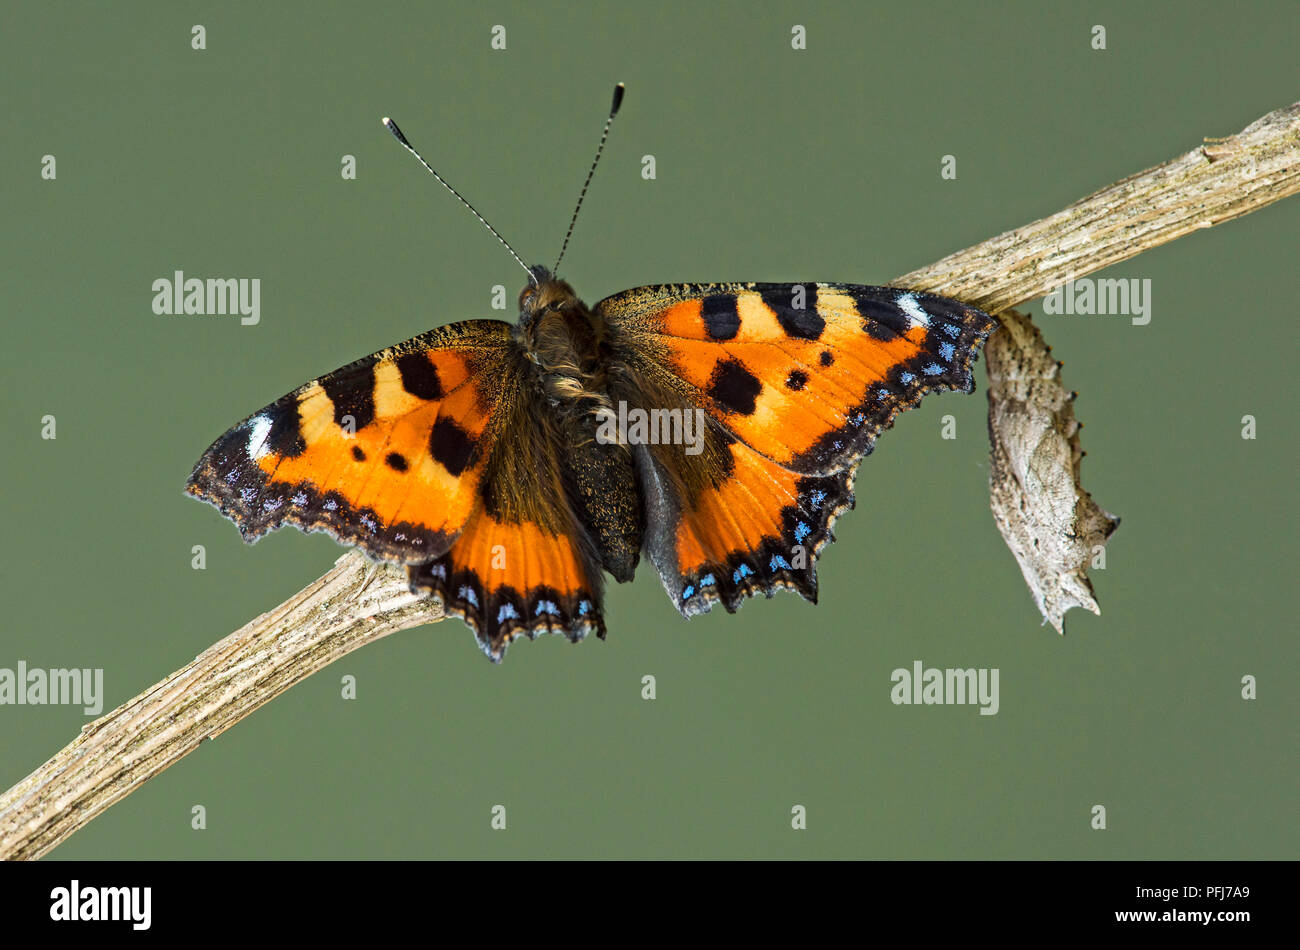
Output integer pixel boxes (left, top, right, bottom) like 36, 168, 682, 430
597, 282, 996, 474
185, 320, 516, 563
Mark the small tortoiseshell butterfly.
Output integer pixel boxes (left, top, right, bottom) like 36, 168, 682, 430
187, 85, 996, 660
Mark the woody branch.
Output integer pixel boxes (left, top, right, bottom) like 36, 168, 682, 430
2, 99, 1297, 861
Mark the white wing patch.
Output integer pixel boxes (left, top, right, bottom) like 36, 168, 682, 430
246, 414, 274, 460
897, 292, 931, 327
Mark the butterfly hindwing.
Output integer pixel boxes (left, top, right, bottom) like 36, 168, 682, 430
634, 439, 857, 615
407, 507, 606, 661
406, 367, 608, 660
186, 319, 516, 564
598, 282, 995, 615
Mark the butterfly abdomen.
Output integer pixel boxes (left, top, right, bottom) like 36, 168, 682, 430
515, 290, 644, 583
560, 433, 643, 583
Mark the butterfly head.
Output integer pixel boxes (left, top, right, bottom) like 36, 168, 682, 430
518, 266, 581, 328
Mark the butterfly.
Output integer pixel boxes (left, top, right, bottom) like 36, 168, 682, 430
186, 85, 997, 661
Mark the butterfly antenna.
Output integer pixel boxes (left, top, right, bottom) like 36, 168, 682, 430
553, 82, 625, 274
381, 116, 536, 285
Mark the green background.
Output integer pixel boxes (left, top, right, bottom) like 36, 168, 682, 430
2, 0, 1296, 859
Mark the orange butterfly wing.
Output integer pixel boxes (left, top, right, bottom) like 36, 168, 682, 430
407, 507, 604, 662
186, 320, 515, 563
596, 282, 996, 614
187, 319, 606, 659
406, 376, 607, 661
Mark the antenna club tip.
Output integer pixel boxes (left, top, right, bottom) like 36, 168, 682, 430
382, 116, 412, 148
611, 82, 626, 115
